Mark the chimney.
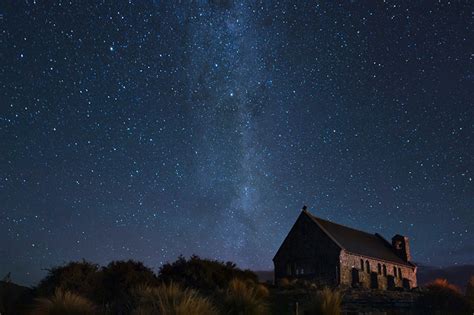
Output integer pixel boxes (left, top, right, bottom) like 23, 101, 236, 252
302, 205, 308, 212
391, 234, 411, 262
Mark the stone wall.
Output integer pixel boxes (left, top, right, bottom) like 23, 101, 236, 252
339, 251, 417, 289
342, 288, 422, 314
273, 211, 341, 286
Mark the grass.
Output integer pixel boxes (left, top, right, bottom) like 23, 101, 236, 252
427, 278, 461, 293
30, 288, 96, 315
221, 278, 269, 315
305, 287, 342, 315
133, 283, 217, 315
419, 278, 471, 314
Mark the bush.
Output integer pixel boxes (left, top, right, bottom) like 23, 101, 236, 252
31, 289, 96, 315
466, 276, 474, 300
221, 278, 268, 315
35, 260, 100, 300
419, 278, 471, 314
99, 260, 159, 314
158, 255, 257, 292
305, 287, 342, 315
278, 277, 290, 288
132, 283, 217, 315
1, 281, 34, 315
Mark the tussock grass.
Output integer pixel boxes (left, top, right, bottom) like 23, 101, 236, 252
427, 278, 461, 293
222, 278, 268, 315
133, 283, 217, 315
420, 278, 471, 313
30, 288, 96, 315
306, 287, 342, 315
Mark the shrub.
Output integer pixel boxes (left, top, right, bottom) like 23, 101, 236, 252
158, 255, 257, 292
427, 278, 461, 293
255, 284, 270, 299
1, 281, 34, 315
419, 278, 471, 314
221, 278, 268, 315
35, 260, 100, 300
99, 260, 159, 314
132, 283, 217, 315
31, 289, 96, 315
278, 277, 290, 288
466, 276, 474, 300
305, 287, 342, 315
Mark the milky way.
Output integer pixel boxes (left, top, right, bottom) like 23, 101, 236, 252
0, 1, 472, 285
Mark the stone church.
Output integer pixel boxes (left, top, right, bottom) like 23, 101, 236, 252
273, 207, 417, 290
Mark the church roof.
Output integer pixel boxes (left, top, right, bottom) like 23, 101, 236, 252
304, 210, 415, 267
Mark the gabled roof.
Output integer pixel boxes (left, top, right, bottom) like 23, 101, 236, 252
304, 210, 415, 267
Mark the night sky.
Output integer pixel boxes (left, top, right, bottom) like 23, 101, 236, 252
1, 1, 473, 286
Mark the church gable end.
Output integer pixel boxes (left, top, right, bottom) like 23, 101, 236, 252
273, 210, 341, 286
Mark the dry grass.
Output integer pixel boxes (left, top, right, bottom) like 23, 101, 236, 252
133, 283, 217, 315
222, 278, 268, 315
278, 277, 290, 288
420, 278, 471, 313
427, 278, 461, 293
306, 287, 342, 315
30, 288, 96, 315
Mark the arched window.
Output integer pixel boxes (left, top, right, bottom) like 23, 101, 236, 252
393, 266, 397, 278
383, 265, 387, 276
360, 259, 364, 271
398, 268, 402, 278
377, 263, 382, 274
365, 260, 370, 273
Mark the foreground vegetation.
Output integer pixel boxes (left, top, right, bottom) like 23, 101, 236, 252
1, 257, 473, 315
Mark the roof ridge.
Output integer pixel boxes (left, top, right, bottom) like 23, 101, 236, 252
305, 211, 379, 238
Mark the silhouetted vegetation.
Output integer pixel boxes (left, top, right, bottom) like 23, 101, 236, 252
305, 287, 342, 315
0, 280, 34, 315
36, 260, 100, 301
99, 260, 159, 314
221, 278, 269, 315
2, 258, 474, 315
158, 255, 258, 292
466, 276, 474, 306
31, 289, 96, 315
418, 278, 472, 314
133, 283, 217, 315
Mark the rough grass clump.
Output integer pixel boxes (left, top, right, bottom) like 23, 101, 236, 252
35, 260, 100, 300
278, 277, 291, 288
465, 276, 474, 301
222, 278, 268, 315
306, 287, 342, 315
133, 283, 217, 315
419, 278, 471, 314
31, 289, 96, 315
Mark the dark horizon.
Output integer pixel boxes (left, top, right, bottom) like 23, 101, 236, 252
1, 1, 472, 286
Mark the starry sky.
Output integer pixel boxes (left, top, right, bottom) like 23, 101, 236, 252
0, 1, 473, 285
